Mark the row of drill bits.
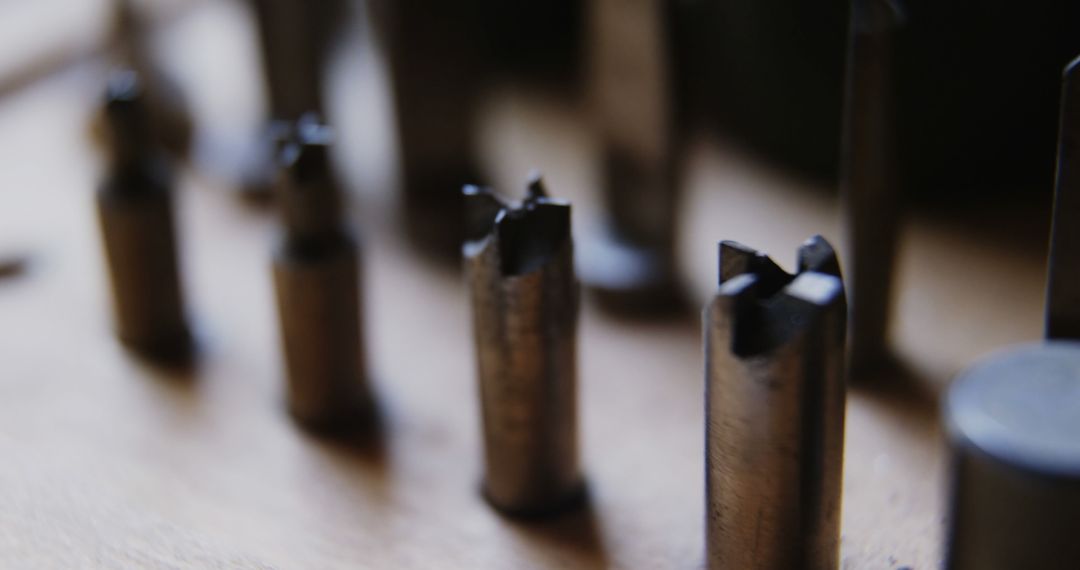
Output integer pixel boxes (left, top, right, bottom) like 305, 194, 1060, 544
94, 69, 850, 566
95, 48, 1080, 568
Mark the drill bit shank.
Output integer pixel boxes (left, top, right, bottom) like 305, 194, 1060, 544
272, 116, 371, 430
705, 237, 847, 570
464, 176, 581, 515
96, 70, 191, 362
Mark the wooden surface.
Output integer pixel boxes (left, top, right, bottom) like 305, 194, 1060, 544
0, 2, 1052, 568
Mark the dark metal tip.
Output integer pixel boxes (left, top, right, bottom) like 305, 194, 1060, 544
715, 238, 847, 356
277, 115, 334, 185
797, 235, 842, 277
525, 170, 548, 202
463, 185, 508, 243
496, 201, 571, 276
717, 240, 789, 296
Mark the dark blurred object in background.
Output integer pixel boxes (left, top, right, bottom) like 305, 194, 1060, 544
244, 0, 347, 200
368, 0, 487, 260
705, 0, 1080, 200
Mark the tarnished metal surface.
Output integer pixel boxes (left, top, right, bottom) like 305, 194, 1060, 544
704, 236, 847, 570
580, 0, 683, 312
943, 342, 1080, 570
464, 175, 582, 515
272, 116, 372, 430
1045, 56, 1080, 340
96, 70, 191, 363
839, 0, 903, 375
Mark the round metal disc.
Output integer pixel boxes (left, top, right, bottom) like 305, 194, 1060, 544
946, 341, 1080, 478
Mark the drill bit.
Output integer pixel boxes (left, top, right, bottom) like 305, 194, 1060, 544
579, 0, 684, 313
464, 174, 582, 515
704, 236, 847, 570
1045, 55, 1080, 340
272, 114, 373, 431
370, 0, 484, 260
96, 70, 191, 363
839, 0, 903, 375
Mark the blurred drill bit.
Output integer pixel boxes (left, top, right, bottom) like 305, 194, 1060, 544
464, 174, 582, 515
272, 114, 373, 431
244, 0, 345, 201
705, 236, 847, 570
1045, 55, 1080, 340
580, 0, 684, 314
109, 0, 193, 161
370, 0, 485, 261
840, 0, 903, 376
96, 70, 191, 364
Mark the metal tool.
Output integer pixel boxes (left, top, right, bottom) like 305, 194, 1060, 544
110, 0, 193, 161
579, 0, 684, 313
839, 0, 903, 375
1045, 56, 1080, 339
704, 236, 847, 570
942, 55, 1080, 570
243, 0, 344, 200
370, 0, 485, 260
96, 70, 191, 363
272, 114, 373, 431
464, 174, 582, 515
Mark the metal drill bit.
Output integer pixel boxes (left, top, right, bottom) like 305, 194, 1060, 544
704, 236, 847, 570
110, 0, 192, 160
249, 0, 342, 121
464, 174, 582, 515
943, 342, 1080, 570
1045, 55, 1080, 340
96, 70, 191, 363
272, 114, 373, 431
370, 0, 484, 260
579, 0, 683, 313
839, 0, 903, 375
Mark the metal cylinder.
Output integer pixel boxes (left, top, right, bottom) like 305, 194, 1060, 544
464, 176, 581, 515
271, 116, 371, 430
96, 71, 190, 362
840, 0, 903, 376
579, 0, 683, 313
943, 342, 1080, 570
704, 236, 847, 570
369, 0, 484, 259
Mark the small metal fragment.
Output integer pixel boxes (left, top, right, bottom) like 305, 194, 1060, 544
96, 70, 191, 363
464, 174, 582, 515
839, 0, 904, 375
272, 114, 372, 431
704, 236, 847, 570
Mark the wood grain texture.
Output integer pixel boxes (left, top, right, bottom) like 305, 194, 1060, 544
0, 3, 1051, 568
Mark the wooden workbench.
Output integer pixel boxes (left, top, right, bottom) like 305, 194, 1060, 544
0, 2, 1050, 568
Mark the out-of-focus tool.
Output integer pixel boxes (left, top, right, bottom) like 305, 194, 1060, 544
464, 174, 582, 515
271, 114, 372, 431
943, 55, 1080, 570
704, 236, 847, 570
109, 0, 193, 161
245, 0, 345, 200
840, 0, 903, 376
580, 0, 684, 313
370, 0, 485, 260
96, 70, 191, 363
1045, 56, 1080, 339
